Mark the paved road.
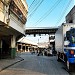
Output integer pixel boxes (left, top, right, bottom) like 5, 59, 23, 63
0, 52, 73, 75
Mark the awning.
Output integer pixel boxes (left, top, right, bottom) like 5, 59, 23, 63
17, 36, 38, 46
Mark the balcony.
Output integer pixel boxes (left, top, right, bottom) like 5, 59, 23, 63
9, 0, 28, 24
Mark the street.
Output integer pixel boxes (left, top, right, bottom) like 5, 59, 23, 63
0, 52, 74, 75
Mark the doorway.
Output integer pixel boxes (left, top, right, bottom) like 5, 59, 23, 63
1, 36, 11, 59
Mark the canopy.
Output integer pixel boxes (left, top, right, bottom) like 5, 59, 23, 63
17, 37, 38, 46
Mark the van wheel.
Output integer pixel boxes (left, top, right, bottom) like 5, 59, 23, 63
66, 61, 72, 72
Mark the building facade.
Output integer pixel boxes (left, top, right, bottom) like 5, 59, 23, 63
66, 6, 75, 23
0, 0, 28, 59
17, 37, 38, 53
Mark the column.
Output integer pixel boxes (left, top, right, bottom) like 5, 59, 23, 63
20, 44, 23, 52
16, 43, 18, 52
25, 45, 26, 52
0, 39, 2, 59
24, 44, 25, 52
11, 35, 16, 58
28, 46, 29, 52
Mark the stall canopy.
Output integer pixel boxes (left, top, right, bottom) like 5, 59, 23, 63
38, 42, 49, 48
17, 37, 38, 46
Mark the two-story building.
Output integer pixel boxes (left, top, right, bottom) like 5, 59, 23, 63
0, 0, 28, 59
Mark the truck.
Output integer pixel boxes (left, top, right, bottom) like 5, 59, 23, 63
55, 23, 75, 71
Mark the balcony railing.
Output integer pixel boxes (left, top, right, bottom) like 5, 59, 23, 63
9, 0, 27, 24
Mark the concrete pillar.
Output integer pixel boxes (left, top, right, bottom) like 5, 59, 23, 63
24, 44, 25, 52
10, 35, 16, 58
28, 46, 29, 52
16, 43, 18, 52
20, 44, 22, 52
25, 45, 26, 52
16, 43, 18, 57
23, 44, 25, 52
0, 39, 2, 59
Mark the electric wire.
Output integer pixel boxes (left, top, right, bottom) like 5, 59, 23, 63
33, 0, 61, 26
28, 0, 36, 9
28, 0, 39, 13
55, 0, 72, 26
28, 0, 44, 19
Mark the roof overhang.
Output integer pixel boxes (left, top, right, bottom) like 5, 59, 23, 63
0, 21, 24, 39
17, 37, 38, 46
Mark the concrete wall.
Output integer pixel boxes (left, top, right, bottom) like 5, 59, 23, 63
0, 1, 9, 24
10, 13, 25, 35
0, 0, 28, 59
66, 6, 75, 23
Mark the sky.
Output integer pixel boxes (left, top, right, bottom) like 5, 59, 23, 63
25, 0, 75, 43
26, 0, 74, 28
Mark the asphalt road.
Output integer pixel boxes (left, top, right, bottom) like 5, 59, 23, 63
0, 52, 75, 75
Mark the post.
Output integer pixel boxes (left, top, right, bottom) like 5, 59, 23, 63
10, 35, 16, 58
0, 39, 2, 59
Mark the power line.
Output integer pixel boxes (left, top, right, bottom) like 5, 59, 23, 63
55, 0, 72, 26
28, 0, 39, 13
28, 0, 44, 19
28, 0, 36, 9
33, 0, 61, 26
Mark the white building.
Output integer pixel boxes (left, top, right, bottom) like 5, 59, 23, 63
0, 0, 28, 58
66, 6, 75, 23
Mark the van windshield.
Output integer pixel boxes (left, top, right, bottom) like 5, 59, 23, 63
71, 36, 75, 43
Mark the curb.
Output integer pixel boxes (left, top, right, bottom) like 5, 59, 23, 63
0, 58, 24, 72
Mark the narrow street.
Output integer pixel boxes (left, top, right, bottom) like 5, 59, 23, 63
0, 0, 75, 75
0, 52, 70, 75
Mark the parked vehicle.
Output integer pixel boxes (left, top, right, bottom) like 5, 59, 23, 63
55, 23, 75, 71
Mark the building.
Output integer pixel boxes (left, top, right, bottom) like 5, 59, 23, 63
66, 6, 75, 23
0, 0, 28, 59
17, 37, 38, 52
